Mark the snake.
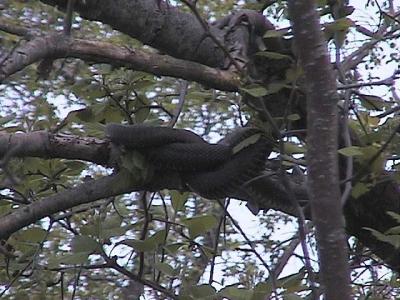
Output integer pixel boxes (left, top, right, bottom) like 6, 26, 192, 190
105, 123, 272, 200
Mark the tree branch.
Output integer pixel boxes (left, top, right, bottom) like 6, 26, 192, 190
0, 33, 239, 91
39, 0, 226, 67
0, 129, 398, 273
288, 0, 352, 298
0, 172, 138, 239
0, 130, 109, 165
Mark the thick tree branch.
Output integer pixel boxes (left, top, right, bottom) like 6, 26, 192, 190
0, 130, 399, 273
0, 34, 239, 91
0, 21, 31, 37
0, 130, 306, 213
0, 172, 141, 240
0, 130, 109, 165
288, 1, 352, 298
38, 0, 282, 71
40, 0, 226, 67
0, 129, 302, 239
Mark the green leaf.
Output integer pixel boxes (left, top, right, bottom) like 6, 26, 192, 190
279, 271, 306, 292
387, 226, 400, 235
120, 150, 149, 180
134, 96, 150, 123
0, 114, 16, 125
146, 229, 167, 244
263, 30, 286, 38
63, 161, 87, 176
134, 106, 150, 123
71, 236, 101, 254
256, 51, 292, 61
387, 212, 400, 223
324, 18, 354, 32
101, 214, 123, 228
134, 79, 156, 90
154, 262, 176, 277
120, 239, 155, 252
283, 294, 303, 300
251, 282, 272, 300
218, 286, 253, 300
364, 228, 400, 249
98, 215, 127, 239
267, 82, 287, 94
323, 18, 353, 46
285, 67, 303, 83
355, 145, 385, 173
18, 228, 48, 243
358, 94, 387, 111
287, 114, 301, 121
114, 198, 131, 216
187, 91, 213, 101
201, 245, 215, 259
241, 86, 268, 97
170, 190, 189, 212
338, 146, 363, 157
164, 242, 186, 255
243, 2, 267, 10
283, 142, 306, 154
120, 230, 167, 252
351, 182, 370, 198
232, 133, 261, 154
58, 252, 91, 265
85, 84, 107, 100
92, 64, 112, 75
182, 215, 217, 239
365, 115, 380, 127
67, 107, 95, 123
190, 284, 217, 298
23, 157, 47, 173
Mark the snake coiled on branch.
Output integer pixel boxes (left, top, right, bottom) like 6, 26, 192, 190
106, 124, 272, 199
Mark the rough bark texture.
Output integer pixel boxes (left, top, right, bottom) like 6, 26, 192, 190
0, 34, 238, 90
0, 172, 141, 239
288, 1, 352, 299
40, 0, 226, 67
0, 130, 289, 238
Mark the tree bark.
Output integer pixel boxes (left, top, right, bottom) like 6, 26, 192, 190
288, 1, 352, 298
40, 0, 226, 67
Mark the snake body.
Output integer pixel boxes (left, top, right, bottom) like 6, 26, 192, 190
106, 124, 271, 199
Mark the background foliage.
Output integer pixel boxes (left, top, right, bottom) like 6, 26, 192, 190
0, 0, 399, 299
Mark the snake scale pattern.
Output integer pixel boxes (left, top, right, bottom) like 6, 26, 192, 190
106, 124, 272, 199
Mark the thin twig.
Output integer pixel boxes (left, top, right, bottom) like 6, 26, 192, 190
256, 96, 317, 292
216, 199, 279, 298
138, 192, 150, 279
100, 250, 178, 299
168, 80, 188, 127
376, 106, 400, 118
337, 74, 398, 90
180, 0, 243, 73
64, 0, 76, 36
208, 204, 225, 285
335, 41, 354, 206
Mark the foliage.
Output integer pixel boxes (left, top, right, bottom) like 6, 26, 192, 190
0, 0, 399, 299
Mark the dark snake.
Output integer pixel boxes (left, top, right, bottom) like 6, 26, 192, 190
105, 123, 272, 200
